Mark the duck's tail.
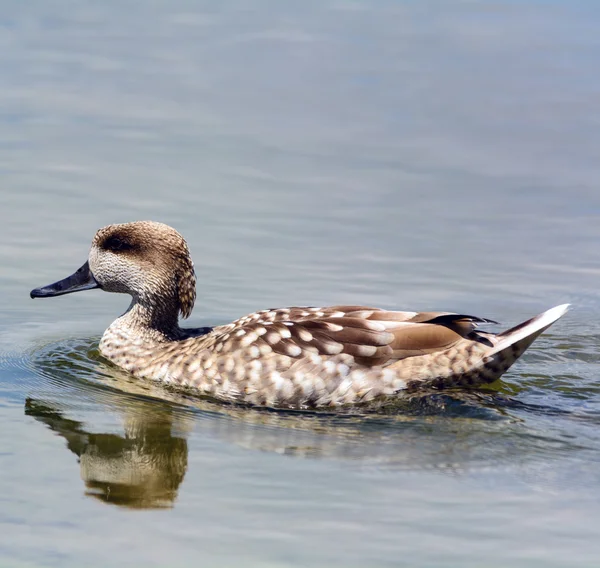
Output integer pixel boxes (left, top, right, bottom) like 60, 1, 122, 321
401, 304, 569, 391
489, 304, 569, 357
479, 303, 570, 381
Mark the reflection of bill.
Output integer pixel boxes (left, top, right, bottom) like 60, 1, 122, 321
25, 398, 188, 509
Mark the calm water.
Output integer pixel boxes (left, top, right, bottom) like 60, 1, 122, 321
1, 1, 600, 566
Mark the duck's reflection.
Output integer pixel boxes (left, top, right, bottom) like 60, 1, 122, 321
25, 397, 188, 509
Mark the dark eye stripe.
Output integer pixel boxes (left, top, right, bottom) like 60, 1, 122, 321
104, 236, 134, 251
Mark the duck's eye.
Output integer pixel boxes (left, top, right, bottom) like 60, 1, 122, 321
104, 236, 134, 252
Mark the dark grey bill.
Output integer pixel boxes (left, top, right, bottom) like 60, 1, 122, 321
30, 261, 100, 299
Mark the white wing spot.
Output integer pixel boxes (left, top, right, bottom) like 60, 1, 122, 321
240, 332, 258, 347
285, 344, 302, 357
356, 345, 377, 357
350, 369, 366, 384
308, 352, 322, 365
321, 341, 344, 355
364, 321, 386, 332
298, 329, 313, 342
266, 331, 281, 344
259, 343, 273, 356
271, 371, 284, 389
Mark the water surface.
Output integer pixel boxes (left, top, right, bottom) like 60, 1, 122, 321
1, 1, 600, 566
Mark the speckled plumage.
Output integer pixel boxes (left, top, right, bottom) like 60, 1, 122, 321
32, 221, 569, 410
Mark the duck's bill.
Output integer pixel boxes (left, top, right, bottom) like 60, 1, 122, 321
30, 261, 100, 299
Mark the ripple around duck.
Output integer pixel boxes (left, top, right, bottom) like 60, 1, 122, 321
18, 336, 600, 476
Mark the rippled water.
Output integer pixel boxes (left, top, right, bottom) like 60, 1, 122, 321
2, 1, 600, 566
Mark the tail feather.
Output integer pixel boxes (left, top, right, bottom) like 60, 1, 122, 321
488, 303, 570, 359
466, 303, 571, 386
398, 304, 569, 391
403, 304, 570, 391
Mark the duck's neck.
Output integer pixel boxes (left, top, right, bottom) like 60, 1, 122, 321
108, 297, 183, 344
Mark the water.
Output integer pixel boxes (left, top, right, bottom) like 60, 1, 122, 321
1, 1, 600, 566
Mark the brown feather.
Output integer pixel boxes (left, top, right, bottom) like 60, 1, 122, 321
214, 307, 497, 367
302, 331, 345, 355
342, 343, 393, 360
389, 324, 463, 352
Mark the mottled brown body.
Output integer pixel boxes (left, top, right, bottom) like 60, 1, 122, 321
32, 221, 569, 410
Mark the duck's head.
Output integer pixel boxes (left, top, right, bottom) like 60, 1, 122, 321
30, 221, 197, 319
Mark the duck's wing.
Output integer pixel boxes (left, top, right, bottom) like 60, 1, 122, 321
210, 305, 496, 368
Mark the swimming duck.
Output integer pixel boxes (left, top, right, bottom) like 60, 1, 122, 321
31, 221, 568, 409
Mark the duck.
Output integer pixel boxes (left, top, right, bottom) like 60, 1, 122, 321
30, 221, 569, 409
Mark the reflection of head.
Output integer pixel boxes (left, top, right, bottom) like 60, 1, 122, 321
25, 398, 189, 509
80, 432, 188, 509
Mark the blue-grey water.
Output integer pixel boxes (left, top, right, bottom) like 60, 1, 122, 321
1, 1, 600, 566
